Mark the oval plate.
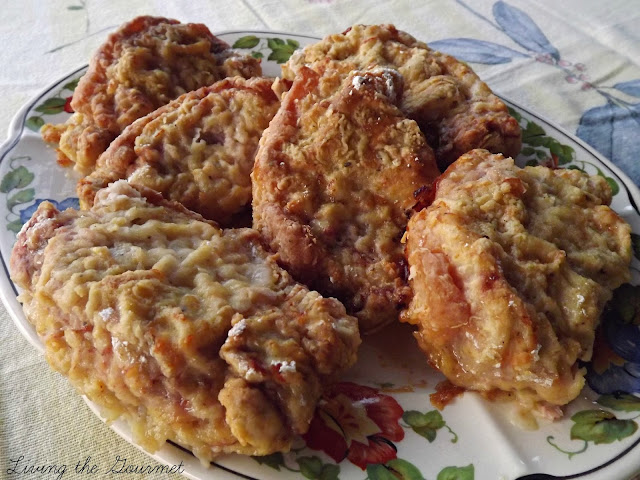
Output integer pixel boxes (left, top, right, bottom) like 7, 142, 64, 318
1, 30, 639, 480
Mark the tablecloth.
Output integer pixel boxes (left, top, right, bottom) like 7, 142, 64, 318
1, 1, 639, 479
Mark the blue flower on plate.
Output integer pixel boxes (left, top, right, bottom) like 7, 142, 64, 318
19, 197, 80, 224
587, 284, 640, 394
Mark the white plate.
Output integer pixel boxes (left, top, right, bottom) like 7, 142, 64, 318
1, 30, 640, 480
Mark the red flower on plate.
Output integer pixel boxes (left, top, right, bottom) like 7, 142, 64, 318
303, 382, 404, 470
64, 96, 74, 113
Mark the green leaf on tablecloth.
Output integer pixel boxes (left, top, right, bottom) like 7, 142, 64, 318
570, 409, 637, 444
7, 188, 35, 211
1, 166, 34, 193
6, 219, 23, 233
26, 116, 45, 131
598, 393, 640, 412
34, 97, 67, 114
437, 464, 474, 480
233, 35, 260, 49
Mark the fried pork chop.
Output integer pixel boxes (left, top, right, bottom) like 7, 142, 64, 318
77, 76, 280, 225
401, 150, 632, 409
42, 16, 261, 175
10, 181, 360, 462
282, 24, 521, 169
252, 66, 440, 333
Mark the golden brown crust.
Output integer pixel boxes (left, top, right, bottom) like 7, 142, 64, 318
10, 180, 360, 462
252, 66, 440, 333
283, 24, 521, 169
401, 150, 631, 407
77, 76, 280, 225
42, 16, 262, 175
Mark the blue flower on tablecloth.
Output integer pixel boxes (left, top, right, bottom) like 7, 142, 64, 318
587, 284, 640, 394
430, 1, 640, 186
577, 84, 640, 186
19, 197, 80, 224
429, 1, 556, 64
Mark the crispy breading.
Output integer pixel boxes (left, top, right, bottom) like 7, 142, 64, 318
401, 150, 631, 407
252, 66, 440, 333
10, 181, 360, 462
283, 24, 521, 169
41, 16, 261, 175
77, 76, 280, 225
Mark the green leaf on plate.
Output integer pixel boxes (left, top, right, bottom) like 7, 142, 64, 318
25, 116, 45, 132
298, 456, 322, 479
0, 166, 34, 193
598, 393, 640, 412
557, 144, 575, 164
251, 51, 264, 59
570, 409, 638, 444
403, 410, 445, 442
267, 37, 285, 49
607, 283, 640, 325
523, 135, 549, 147
366, 464, 399, 480
34, 97, 67, 115
386, 459, 425, 480
268, 48, 295, 64
252, 452, 286, 470
604, 176, 620, 196
632, 233, 640, 262
233, 35, 260, 49
265, 37, 298, 63
507, 106, 522, 122
286, 38, 300, 48
520, 146, 536, 156
67, 5, 84, 10
437, 464, 474, 480
522, 120, 545, 139
297, 456, 339, 480
7, 188, 35, 211
62, 78, 80, 91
